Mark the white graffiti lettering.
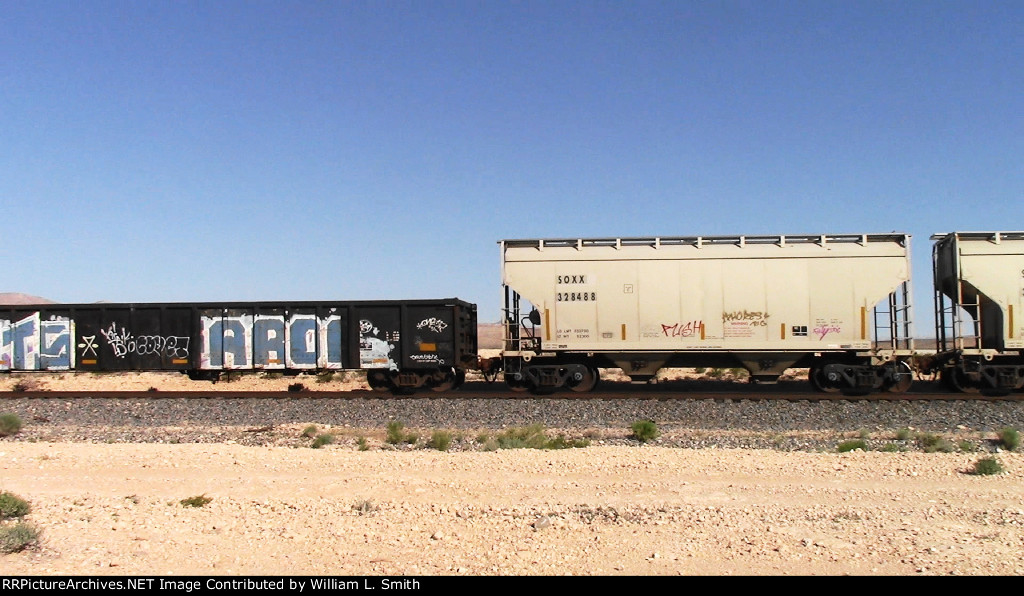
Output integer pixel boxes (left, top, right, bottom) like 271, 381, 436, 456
410, 353, 443, 364
358, 318, 398, 371
78, 335, 99, 357
416, 317, 448, 333
100, 323, 190, 359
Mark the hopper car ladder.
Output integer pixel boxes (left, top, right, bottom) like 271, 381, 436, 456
932, 245, 982, 352
873, 281, 914, 351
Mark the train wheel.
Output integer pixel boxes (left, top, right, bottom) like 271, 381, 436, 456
885, 361, 914, 393
944, 368, 980, 394
367, 371, 391, 392
430, 369, 458, 392
452, 368, 466, 390
981, 388, 1012, 398
430, 379, 456, 392
506, 375, 529, 392
568, 367, 600, 393
809, 365, 840, 393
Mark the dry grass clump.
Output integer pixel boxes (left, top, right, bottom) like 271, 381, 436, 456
386, 420, 419, 445
488, 424, 589, 450
0, 413, 23, 436
428, 430, 453, 451
997, 427, 1020, 451
630, 420, 659, 443
310, 434, 335, 449
0, 491, 38, 554
180, 494, 213, 508
971, 457, 1004, 476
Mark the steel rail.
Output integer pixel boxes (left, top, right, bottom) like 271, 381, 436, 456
4, 385, 1021, 401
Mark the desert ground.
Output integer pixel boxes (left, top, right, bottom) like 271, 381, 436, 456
1, 441, 1023, 576
1, 366, 1022, 576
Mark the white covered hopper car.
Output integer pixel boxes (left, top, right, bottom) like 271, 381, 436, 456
498, 233, 915, 394
931, 231, 1024, 394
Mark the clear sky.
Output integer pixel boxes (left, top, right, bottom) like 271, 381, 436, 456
2, 0, 1021, 328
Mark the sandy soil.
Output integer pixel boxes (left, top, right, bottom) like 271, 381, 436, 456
1, 440, 1022, 576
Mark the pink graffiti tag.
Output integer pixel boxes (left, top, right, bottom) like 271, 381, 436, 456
661, 321, 703, 338
814, 324, 842, 340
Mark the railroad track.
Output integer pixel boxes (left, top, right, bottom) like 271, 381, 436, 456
4, 381, 1022, 401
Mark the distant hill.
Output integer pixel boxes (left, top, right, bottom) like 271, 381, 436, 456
0, 292, 56, 305
478, 323, 503, 349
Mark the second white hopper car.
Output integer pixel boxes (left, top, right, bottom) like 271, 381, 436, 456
931, 231, 1024, 394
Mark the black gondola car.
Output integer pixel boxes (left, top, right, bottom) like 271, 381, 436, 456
0, 298, 477, 393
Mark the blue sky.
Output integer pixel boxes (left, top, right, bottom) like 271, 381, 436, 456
2, 0, 1021, 327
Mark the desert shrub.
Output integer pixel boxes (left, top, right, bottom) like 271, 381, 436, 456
971, 457, 1004, 476
356, 436, 369, 451
180, 495, 213, 508
858, 428, 871, 440
352, 500, 377, 515
0, 522, 39, 554
958, 440, 977, 452
475, 432, 499, 451
880, 443, 902, 452
386, 421, 406, 445
311, 433, 334, 449
837, 439, 868, 452
998, 427, 1020, 451
0, 492, 30, 519
429, 430, 453, 452
630, 420, 659, 443
0, 414, 23, 437
707, 368, 724, 379
496, 424, 549, 449
492, 425, 589, 450
301, 425, 318, 438
895, 428, 913, 441
917, 433, 955, 453
316, 371, 335, 384
545, 435, 590, 449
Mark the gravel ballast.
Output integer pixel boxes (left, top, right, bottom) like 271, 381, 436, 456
3, 393, 1024, 450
